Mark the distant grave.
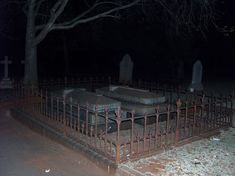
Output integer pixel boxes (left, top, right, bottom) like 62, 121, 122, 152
0, 56, 13, 89
189, 60, 203, 92
119, 54, 133, 84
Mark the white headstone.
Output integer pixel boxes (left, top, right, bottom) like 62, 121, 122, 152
0, 56, 13, 89
119, 54, 133, 83
189, 60, 203, 92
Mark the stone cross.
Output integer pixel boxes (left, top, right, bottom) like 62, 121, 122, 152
189, 60, 203, 92
119, 54, 133, 83
0, 56, 12, 79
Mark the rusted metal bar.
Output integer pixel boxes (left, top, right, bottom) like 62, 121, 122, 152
184, 101, 188, 137
45, 90, 48, 117
155, 106, 159, 148
99, 129, 103, 149
137, 133, 140, 155
130, 111, 134, 156
82, 123, 85, 137
50, 94, 53, 120
105, 108, 108, 150
143, 115, 147, 152
175, 99, 181, 143
56, 97, 59, 121
166, 104, 170, 145
192, 101, 197, 136
77, 104, 80, 137
115, 108, 121, 164
148, 131, 152, 153
94, 107, 98, 148
90, 126, 93, 145
199, 97, 204, 134
70, 97, 73, 129
230, 95, 233, 126
63, 97, 66, 135
86, 104, 89, 145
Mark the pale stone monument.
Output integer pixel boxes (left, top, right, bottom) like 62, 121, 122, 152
0, 56, 13, 89
189, 60, 203, 92
119, 54, 133, 83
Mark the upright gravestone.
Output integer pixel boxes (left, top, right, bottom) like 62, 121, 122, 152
119, 54, 133, 84
0, 56, 13, 89
189, 60, 203, 92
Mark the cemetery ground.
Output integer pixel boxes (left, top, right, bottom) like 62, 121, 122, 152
0, 80, 234, 176
0, 107, 110, 176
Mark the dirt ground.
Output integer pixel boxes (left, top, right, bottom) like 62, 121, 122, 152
0, 108, 110, 176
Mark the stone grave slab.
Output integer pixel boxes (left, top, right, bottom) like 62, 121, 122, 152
53, 89, 121, 112
52, 89, 121, 129
96, 86, 166, 115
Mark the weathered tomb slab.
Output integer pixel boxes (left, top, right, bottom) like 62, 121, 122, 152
52, 89, 121, 128
96, 86, 166, 115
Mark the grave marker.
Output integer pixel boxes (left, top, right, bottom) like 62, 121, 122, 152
119, 54, 133, 84
0, 56, 13, 89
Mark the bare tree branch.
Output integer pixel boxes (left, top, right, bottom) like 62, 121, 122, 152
51, 0, 140, 30
33, 0, 69, 45
47, 1, 124, 29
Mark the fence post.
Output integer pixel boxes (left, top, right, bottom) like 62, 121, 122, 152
70, 97, 73, 129
94, 106, 98, 147
86, 103, 89, 144
175, 99, 181, 144
192, 100, 197, 136
166, 104, 170, 145
199, 95, 205, 133
115, 108, 121, 164
130, 111, 135, 156
155, 106, 159, 148
143, 114, 147, 152
184, 101, 188, 137
230, 95, 233, 127
63, 97, 67, 136
45, 89, 48, 117
77, 104, 80, 138
104, 107, 109, 150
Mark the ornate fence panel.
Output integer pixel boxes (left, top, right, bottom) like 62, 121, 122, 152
10, 77, 233, 166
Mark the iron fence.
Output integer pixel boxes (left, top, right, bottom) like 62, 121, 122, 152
9, 77, 233, 165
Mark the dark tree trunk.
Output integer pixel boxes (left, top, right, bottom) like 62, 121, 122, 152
24, 0, 38, 86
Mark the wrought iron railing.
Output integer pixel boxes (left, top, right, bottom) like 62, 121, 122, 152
9, 77, 233, 165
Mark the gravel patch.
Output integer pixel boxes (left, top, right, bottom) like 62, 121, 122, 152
121, 127, 235, 176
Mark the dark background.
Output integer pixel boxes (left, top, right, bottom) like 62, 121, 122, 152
0, 0, 235, 83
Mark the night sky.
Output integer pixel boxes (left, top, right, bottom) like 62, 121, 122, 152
0, 0, 235, 82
